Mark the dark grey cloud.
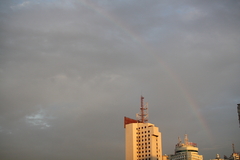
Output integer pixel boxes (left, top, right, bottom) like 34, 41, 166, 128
0, 0, 240, 160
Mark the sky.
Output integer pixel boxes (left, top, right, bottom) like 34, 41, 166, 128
0, 0, 240, 159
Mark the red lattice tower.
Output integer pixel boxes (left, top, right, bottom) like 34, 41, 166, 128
137, 96, 148, 123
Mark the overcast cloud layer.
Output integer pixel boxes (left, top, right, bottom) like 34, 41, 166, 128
0, 0, 240, 160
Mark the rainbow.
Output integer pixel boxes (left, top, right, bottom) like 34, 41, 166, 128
77, 0, 213, 144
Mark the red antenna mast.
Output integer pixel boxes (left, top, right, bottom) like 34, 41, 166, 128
141, 96, 144, 123
137, 96, 148, 123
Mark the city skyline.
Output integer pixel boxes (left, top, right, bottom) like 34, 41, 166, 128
1, 0, 240, 160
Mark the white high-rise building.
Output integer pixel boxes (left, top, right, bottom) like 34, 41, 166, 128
124, 96, 162, 160
125, 121, 162, 160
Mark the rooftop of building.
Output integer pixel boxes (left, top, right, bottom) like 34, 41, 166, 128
175, 134, 199, 153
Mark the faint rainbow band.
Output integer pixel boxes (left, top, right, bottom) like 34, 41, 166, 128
77, 0, 214, 144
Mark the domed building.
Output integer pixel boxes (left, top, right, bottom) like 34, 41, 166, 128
210, 154, 225, 160
169, 134, 203, 160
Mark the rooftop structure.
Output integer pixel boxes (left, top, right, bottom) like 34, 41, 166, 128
169, 134, 203, 160
210, 154, 225, 160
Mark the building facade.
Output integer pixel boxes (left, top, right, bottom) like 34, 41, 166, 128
125, 122, 162, 160
169, 134, 203, 160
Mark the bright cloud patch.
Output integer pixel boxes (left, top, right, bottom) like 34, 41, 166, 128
25, 108, 52, 129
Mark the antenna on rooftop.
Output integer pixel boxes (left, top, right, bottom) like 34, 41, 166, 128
184, 134, 189, 145
136, 96, 148, 123
232, 143, 236, 153
178, 137, 182, 143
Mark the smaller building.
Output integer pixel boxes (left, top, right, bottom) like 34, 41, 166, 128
168, 134, 203, 160
228, 144, 240, 160
210, 144, 239, 160
162, 154, 169, 160
210, 154, 225, 160
229, 153, 240, 160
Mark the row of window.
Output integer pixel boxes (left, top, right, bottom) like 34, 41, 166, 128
137, 142, 151, 146
136, 147, 160, 152
137, 130, 151, 134
137, 139, 151, 142
137, 150, 151, 153
172, 155, 202, 160
137, 159, 159, 160
137, 148, 160, 154
137, 126, 150, 130
137, 154, 151, 157
137, 146, 151, 150
137, 155, 159, 159
137, 134, 151, 138
137, 158, 154, 160
136, 138, 151, 142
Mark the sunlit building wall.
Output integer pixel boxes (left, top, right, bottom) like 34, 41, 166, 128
125, 122, 162, 160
